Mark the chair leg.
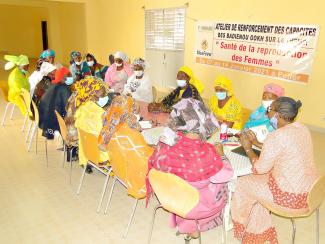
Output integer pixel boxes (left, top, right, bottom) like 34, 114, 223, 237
76, 163, 88, 195
62, 143, 66, 168
35, 127, 38, 155
9, 104, 15, 120
123, 198, 139, 238
45, 138, 48, 167
291, 218, 296, 244
147, 204, 162, 244
25, 120, 32, 142
316, 208, 319, 244
27, 123, 37, 152
69, 148, 73, 185
97, 168, 112, 213
1, 103, 11, 126
21, 114, 28, 131
104, 177, 117, 214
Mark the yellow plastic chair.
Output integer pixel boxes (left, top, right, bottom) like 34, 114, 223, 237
0, 80, 16, 125
261, 175, 325, 244
55, 110, 76, 184
104, 124, 153, 237
76, 128, 112, 213
147, 168, 202, 244
152, 86, 157, 102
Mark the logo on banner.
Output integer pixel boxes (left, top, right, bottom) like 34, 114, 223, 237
201, 40, 208, 50
197, 39, 212, 57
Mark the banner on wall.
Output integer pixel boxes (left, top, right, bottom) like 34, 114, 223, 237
195, 22, 320, 83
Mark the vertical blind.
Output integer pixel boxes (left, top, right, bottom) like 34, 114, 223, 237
145, 8, 186, 51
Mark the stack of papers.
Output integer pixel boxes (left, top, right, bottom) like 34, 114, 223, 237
139, 120, 152, 129
141, 126, 166, 145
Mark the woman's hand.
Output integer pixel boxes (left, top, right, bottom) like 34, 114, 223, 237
243, 130, 263, 149
239, 133, 252, 151
215, 143, 225, 156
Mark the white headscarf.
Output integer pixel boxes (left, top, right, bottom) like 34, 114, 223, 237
114, 51, 128, 62
29, 62, 56, 97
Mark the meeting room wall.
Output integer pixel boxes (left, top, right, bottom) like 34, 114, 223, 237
86, 0, 325, 130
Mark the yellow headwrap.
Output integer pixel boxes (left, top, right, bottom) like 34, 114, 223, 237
74, 76, 108, 108
178, 66, 204, 94
214, 76, 233, 96
4, 55, 29, 70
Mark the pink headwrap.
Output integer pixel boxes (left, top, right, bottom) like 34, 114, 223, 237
263, 83, 285, 97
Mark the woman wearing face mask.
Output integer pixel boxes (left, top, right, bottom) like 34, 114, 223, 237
149, 67, 203, 112
39, 49, 62, 69
74, 86, 110, 168
104, 51, 133, 93
38, 67, 73, 139
123, 58, 153, 103
231, 97, 318, 244
85, 53, 108, 80
209, 76, 243, 130
4, 54, 30, 115
69, 51, 91, 82
244, 83, 284, 132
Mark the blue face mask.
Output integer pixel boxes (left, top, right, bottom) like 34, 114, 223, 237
216, 92, 227, 100
97, 96, 109, 107
65, 77, 74, 85
270, 113, 278, 129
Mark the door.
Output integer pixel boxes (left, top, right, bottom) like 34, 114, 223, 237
41, 21, 48, 50
145, 7, 186, 90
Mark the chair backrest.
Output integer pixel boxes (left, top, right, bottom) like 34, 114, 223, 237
31, 100, 39, 123
20, 88, 31, 111
148, 169, 200, 218
307, 175, 325, 212
55, 110, 68, 142
107, 124, 154, 199
0, 80, 9, 102
78, 128, 100, 164
152, 86, 157, 102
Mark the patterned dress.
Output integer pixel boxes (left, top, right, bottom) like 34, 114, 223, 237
231, 122, 318, 243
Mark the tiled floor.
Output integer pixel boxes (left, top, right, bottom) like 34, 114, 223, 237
0, 67, 324, 243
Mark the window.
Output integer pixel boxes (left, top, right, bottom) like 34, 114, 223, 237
145, 8, 186, 51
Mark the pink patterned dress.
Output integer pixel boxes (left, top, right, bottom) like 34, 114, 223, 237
231, 122, 318, 243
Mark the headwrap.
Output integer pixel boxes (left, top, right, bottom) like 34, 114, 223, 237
263, 83, 285, 97
132, 58, 146, 70
52, 67, 69, 84
178, 66, 205, 94
40, 49, 55, 59
74, 76, 108, 108
168, 98, 219, 140
4, 55, 29, 70
214, 76, 234, 96
114, 51, 128, 62
70, 51, 81, 64
98, 95, 141, 150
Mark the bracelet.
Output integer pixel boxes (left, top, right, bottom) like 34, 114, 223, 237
245, 148, 253, 153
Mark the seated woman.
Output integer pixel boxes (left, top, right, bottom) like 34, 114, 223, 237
98, 94, 141, 149
209, 76, 243, 130
4, 54, 30, 115
29, 60, 56, 99
148, 66, 203, 112
74, 86, 110, 168
245, 83, 285, 132
64, 76, 110, 148
40, 49, 62, 69
38, 67, 73, 139
232, 97, 318, 244
69, 51, 91, 81
147, 98, 233, 240
123, 58, 153, 103
104, 51, 133, 93
85, 53, 108, 80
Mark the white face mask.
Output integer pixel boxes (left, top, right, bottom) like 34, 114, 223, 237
134, 70, 144, 77
216, 92, 227, 100
115, 62, 123, 67
87, 61, 94, 67
75, 61, 82, 65
65, 77, 74, 85
97, 96, 109, 107
261, 100, 274, 109
177, 79, 187, 87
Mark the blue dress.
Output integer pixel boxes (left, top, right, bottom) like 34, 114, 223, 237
244, 105, 274, 132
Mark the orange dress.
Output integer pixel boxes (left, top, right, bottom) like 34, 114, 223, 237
231, 122, 318, 243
